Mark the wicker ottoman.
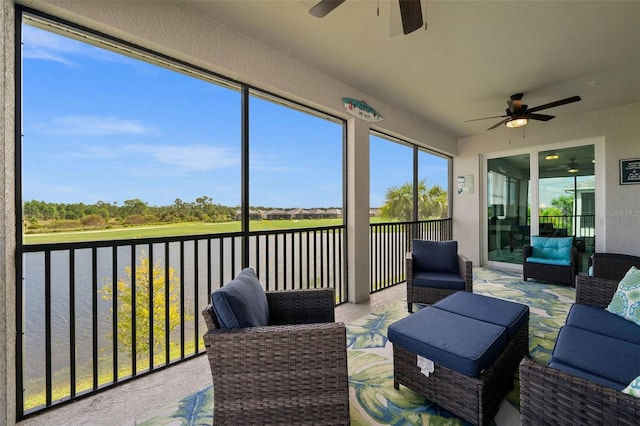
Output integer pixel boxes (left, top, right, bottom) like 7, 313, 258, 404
388, 292, 529, 426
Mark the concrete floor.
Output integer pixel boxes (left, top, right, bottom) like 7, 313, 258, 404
17, 284, 406, 426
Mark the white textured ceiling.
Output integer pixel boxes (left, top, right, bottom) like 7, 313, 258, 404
181, 0, 640, 138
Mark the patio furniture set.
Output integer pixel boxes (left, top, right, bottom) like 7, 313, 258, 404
201, 243, 640, 425
520, 269, 640, 425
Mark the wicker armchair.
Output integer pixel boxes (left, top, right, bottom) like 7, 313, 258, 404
589, 252, 640, 281
520, 275, 640, 425
522, 237, 579, 286
202, 287, 350, 425
406, 239, 472, 312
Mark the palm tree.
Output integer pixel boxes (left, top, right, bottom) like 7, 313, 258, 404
380, 183, 413, 220
419, 184, 448, 219
381, 180, 448, 221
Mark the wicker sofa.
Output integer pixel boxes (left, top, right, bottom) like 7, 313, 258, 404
520, 274, 640, 425
201, 268, 349, 425
589, 252, 640, 281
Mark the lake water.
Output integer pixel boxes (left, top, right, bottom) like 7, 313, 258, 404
21, 233, 345, 389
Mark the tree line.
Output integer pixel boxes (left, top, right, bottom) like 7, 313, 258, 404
24, 180, 450, 232
23, 196, 237, 230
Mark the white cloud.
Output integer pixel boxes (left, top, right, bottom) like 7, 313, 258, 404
67, 145, 120, 159
41, 116, 157, 136
125, 144, 239, 171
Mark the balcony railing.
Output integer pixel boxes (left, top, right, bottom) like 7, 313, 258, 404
17, 219, 451, 418
369, 218, 452, 292
539, 214, 595, 240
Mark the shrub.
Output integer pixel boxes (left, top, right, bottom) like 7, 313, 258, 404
80, 214, 106, 227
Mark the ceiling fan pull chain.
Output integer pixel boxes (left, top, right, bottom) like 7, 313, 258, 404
425, 0, 427, 30
377, 0, 380, 17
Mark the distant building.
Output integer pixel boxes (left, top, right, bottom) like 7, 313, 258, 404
265, 209, 291, 220
234, 209, 262, 221
325, 208, 342, 218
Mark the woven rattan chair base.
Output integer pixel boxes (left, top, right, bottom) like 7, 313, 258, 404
393, 321, 529, 426
520, 357, 640, 426
202, 288, 349, 425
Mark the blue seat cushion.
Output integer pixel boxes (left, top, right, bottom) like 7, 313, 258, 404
566, 304, 640, 345
548, 359, 627, 391
413, 239, 458, 274
211, 268, 270, 329
550, 325, 640, 386
525, 257, 572, 266
388, 307, 508, 377
433, 292, 529, 339
413, 271, 465, 290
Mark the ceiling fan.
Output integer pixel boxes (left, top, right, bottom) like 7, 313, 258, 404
309, 0, 425, 35
466, 93, 582, 130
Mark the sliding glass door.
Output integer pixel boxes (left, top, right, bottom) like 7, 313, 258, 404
487, 153, 530, 264
538, 145, 595, 266
485, 143, 595, 271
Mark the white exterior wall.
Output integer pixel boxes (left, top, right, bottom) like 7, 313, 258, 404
454, 102, 640, 264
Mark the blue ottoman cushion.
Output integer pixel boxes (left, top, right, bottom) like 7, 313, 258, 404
388, 307, 508, 377
550, 325, 640, 387
566, 304, 640, 345
433, 291, 529, 338
413, 271, 466, 290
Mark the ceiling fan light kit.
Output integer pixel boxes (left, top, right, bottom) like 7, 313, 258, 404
505, 118, 528, 128
466, 93, 582, 131
545, 153, 560, 160
568, 158, 579, 173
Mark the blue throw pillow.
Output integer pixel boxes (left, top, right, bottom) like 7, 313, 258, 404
412, 239, 458, 273
212, 268, 270, 329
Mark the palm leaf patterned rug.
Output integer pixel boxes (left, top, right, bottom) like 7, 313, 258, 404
137, 267, 574, 425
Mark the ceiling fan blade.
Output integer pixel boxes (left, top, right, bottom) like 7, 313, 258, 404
464, 114, 508, 123
528, 113, 555, 122
527, 96, 581, 113
399, 0, 424, 34
309, 0, 345, 18
487, 119, 509, 130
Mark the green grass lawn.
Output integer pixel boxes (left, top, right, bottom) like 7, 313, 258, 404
24, 217, 403, 245
24, 219, 348, 245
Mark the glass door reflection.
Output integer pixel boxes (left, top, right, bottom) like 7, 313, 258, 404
487, 154, 530, 264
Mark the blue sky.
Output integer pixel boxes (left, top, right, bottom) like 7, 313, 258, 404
22, 23, 448, 209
